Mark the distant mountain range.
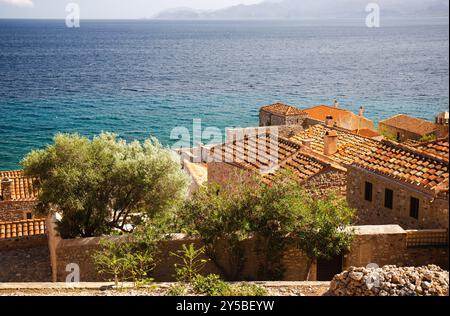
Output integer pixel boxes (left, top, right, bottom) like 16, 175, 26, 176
153, 0, 449, 20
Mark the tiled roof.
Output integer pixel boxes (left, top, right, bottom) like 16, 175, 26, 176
289, 124, 379, 165
303, 105, 353, 122
303, 105, 373, 129
260, 103, 307, 116
353, 128, 381, 138
379, 114, 437, 136
0, 170, 38, 202
413, 138, 449, 162
210, 132, 300, 173
0, 218, 46, 239
354, 141, 449, 192
263, 151, 328, 182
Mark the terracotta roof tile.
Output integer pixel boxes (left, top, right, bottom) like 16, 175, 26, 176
0, 218, 46, 239
353, 128, 381, 138
379, 114, 437, 136
303, 105, 374, 130
264, 151, 328, 182
289, 124, 379, 165
354, 141, 449, 192
260, 103, 307, 117
413, 138, 449, 162
0, 170, 39, 202
210, 132, 301, 173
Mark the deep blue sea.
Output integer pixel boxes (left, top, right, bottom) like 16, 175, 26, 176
0, 19, 448, 170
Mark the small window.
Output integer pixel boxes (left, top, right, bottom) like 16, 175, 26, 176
364, 182, 373, 202
384, 189, 394, 209
26, 212, 32, 220
410, 197, 420, 219
396, 132, 401, 141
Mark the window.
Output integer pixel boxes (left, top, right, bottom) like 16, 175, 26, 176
384, 189, 394, 209
26, 212, 32, 220
396, 132, 401, 141
410, 197, 420, 219
364, 182, 373, 202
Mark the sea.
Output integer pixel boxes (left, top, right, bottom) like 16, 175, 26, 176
0, 18, 448, 170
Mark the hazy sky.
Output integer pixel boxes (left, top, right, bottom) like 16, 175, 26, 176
0, 0, 264, 19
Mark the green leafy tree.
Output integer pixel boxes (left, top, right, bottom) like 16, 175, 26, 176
294, 190, 355, 280
180, 179, 256, 280
22, 132, 189, 238
180, 170, 355, 281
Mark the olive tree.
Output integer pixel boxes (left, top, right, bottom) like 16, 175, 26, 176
22, 132, 189, 238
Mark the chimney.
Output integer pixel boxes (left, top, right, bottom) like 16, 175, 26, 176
325, 115, 334, 127
359, 106, 365, 117
1, 177, 13, 201
333, 99, 339, 108
324, 131, 338, 156
435, 112, 449, 138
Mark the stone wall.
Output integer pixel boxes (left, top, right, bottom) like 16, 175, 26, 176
343, 225, 449, 271
50, 223, 448, 283
0, 235, 48, 251
0, 201, 36, 222
347, 165, 449, 230
0, 234, 51, 282
53, 235, 314, 283
379, 123, 426, 142
0, 245, 52, 282
208, 161, 256, 186
305, 168, 347, 197
259, 110, 306, 127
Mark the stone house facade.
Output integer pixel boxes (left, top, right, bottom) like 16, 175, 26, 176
259, 103, 308, 127
347, 140, 449, 230
379, 114, 437, 142
0, 170, 38, 222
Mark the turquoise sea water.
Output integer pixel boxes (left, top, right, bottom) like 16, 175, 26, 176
0, 19, 448, 170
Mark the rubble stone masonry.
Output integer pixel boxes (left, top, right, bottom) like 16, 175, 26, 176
347, 166, 449, 229
0, 201, 36, 222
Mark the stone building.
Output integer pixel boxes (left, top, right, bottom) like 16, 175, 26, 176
303, 104, 375, 132
347, 139, 449, 229
0, 170, 38, 222
259, 103, 308, 127
207, 123, 380, 197
379, 114, 437, 142
435, 111, 449, 139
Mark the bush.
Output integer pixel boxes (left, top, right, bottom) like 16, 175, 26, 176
192, 274, 230, 296
93, 222, 165, 287
180, 169, 355, 281
166, 283, 188, 296
171, 244, 209, 283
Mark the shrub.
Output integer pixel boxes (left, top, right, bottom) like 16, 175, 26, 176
192, 274, 230, 296
166, 283, 188, 296
180, 169, 355, 281
93, 221, 165, 287
171, 243, 209, 283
